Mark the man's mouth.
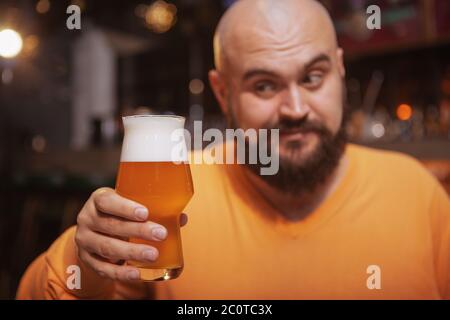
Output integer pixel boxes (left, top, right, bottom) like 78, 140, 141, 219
279, 129, 316, 140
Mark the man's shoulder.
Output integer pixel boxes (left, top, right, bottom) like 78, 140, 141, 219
348, 143, 422, 165
347, 143, 437, 186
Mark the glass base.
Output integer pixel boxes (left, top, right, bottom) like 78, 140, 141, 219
137, 266, 183, 281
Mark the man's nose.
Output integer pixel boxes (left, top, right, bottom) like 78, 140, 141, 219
279, 84, 310, 120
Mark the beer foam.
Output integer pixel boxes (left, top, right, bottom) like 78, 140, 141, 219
120, 115, 188, 162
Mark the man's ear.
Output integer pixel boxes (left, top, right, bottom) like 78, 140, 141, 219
336, 48, 346, 78
208, 69, 229, 116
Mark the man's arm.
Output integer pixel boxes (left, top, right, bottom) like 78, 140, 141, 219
16, 226, 150, 300
429, 183, 450, 300
16, 187, 188, 299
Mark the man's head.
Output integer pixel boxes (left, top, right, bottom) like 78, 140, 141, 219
209, 0, 347, 194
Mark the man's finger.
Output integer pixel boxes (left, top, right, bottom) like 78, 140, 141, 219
79, 250, 141, 281
92, 188, 148, 221
91, 213, 168, 241
82, 229, 159, 263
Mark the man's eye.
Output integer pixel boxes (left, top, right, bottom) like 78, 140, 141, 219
254, 82, 277, 97
303, 73, 323, 87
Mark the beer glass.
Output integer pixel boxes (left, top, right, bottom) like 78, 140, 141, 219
115, 115, 194, 281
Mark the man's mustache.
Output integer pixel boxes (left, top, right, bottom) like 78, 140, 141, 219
267, 118, 330, 135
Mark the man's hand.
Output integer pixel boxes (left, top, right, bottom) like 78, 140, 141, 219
74, 187, 188, 281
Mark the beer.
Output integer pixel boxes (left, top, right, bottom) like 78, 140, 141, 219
115, 115, 193, 281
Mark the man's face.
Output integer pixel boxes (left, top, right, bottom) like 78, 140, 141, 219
210, 1, 348, 194
225, 29, 346, 168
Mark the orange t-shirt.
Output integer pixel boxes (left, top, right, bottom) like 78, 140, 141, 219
16, 144, 450, 299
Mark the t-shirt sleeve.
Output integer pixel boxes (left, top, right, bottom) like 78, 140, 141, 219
429, 183, 450, 300
16, 226, 151, 300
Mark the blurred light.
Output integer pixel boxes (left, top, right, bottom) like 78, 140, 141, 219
6, 8, 20, 21
442, 79, 450, 95
135, 106, 152, 115
71, 0, 86, 11
36, 0, 50, 14
371, 123, 385, 138
145, 1, 177, 33
23, 35, 39, 56
189, 78, 204, 95
0, 29, 23, 58
396, 103, 413, 121
135, 4, 148, 18
32, 135, 47, 153
1, 68, 13, 84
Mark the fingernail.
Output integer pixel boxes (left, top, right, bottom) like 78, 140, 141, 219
142, 249, 158, 261
152, 227, 167, 240
135, 207, 148, 220
127, 270, 139, 280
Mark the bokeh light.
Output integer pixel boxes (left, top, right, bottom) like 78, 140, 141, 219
396, 103, 413, 121
145, 1, 177, 33
1, 68, 13, 84
70, 0, 86, 11
371, 123, 385, 138
23, 35, 40, 57
0, 29, 23, 58
31, 135, 47, 153
189, 78, 204, 95
36, 0, 50, 14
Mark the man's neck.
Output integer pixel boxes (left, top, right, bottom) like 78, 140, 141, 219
243, 154, 349, 222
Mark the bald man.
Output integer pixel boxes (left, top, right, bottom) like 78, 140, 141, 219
17, 0, 450, 299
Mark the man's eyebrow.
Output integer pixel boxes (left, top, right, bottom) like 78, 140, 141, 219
242, 69, 280, 82
242, 53, 332, 82
303, 53, 331, 70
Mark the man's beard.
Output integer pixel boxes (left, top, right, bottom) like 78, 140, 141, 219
228, 105, 348, 196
